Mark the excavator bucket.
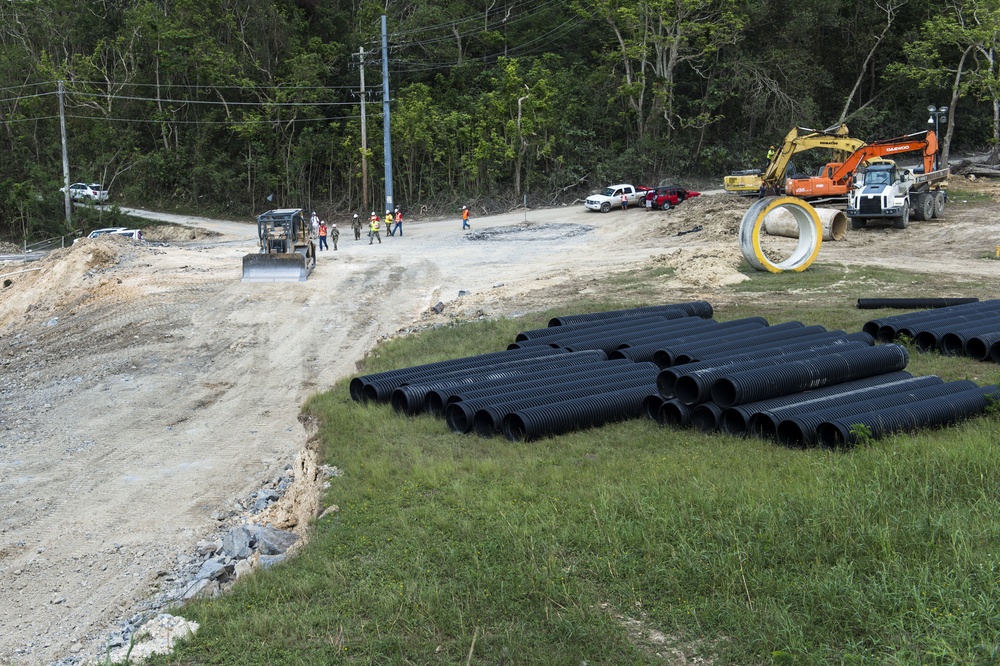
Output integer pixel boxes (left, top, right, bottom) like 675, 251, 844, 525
241, 252, 308, 282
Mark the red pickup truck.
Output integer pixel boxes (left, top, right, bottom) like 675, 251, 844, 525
644, 185, 700, 210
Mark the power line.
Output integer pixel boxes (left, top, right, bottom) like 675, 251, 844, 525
70, 91, 364, 107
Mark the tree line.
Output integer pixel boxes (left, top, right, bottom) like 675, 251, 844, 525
0, 0, 995, 239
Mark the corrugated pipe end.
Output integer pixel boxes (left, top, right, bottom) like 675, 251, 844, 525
939, 332, 966, 356
657, 400, 690, 428
816, 421, 852, 449
748, 413, 779, 441
775, 419, 810, 449
473, 408, 502, 437
349, 378, 367, 402
914, 331, 938, 352
361, 383, 381, 403
690, 403, 722, 433
643, 394, 664, 421
720, 409, 749, 436
424, 392, 448, 416
503, 414, 529, 441
445, 402, 476, 434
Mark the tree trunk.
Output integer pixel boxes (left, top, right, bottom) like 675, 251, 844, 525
942, 46, 971, 167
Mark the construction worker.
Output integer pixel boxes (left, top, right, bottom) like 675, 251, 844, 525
385, 209, 395, 236
461, 205, 471, 230
310, 210, 320, 237
329, 223, 340, 251
369, 213, 381, 244
317, 220, 329, 250
391, 207, 402, 236
352, 213, 362, 240
766, 145, 776, 162
620, 191, 628, 210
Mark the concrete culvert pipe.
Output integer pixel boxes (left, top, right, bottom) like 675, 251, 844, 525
739, 196, 823, 273
764, 207, 847, 242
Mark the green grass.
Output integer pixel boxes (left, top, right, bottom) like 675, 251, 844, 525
947, 187, 994, 205
159, 273, 1000, 665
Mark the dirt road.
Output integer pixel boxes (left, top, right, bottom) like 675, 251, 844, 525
1, 187, 999, 664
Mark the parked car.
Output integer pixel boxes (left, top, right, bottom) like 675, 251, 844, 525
72, 227, 128, 244
109, 229, 143, 241
59, 182, 109, 204
584, 184, 650, 212
644, 185, 701, 211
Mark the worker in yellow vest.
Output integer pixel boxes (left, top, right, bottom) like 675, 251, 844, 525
369, 212, 381, 245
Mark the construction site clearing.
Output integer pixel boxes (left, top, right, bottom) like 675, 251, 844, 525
2, 181, 1000, 664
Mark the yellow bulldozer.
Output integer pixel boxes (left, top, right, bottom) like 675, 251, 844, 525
241, 208, 317, 282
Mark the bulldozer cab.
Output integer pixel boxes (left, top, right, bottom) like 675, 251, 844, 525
242, 208, 317, 283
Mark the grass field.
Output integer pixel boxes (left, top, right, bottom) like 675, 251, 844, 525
159, 264, 1000, 665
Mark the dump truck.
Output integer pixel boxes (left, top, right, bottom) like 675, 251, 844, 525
723, 124, 865, 196
241, 208, 317, 282
845, 159, 949, 229
785, 130, 941, 205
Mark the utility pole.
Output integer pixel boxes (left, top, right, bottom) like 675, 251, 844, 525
358, 47, 369, 214
381, 15, 394, 214
58, 80, 71, 229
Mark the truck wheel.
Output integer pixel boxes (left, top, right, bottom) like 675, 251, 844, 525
913, 193, 933, 221
600, 202, 611, 213
932, 190, 946, 218
661, 200, 672, 211
892, 203, 910, 229
851, 217, 868, 230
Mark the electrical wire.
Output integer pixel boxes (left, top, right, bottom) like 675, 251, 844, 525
69, 91, 363, 107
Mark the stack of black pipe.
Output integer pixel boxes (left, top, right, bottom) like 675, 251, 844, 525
350, 300, 1000, 446
862, 299, 1000, 361
352, 301, 721, 441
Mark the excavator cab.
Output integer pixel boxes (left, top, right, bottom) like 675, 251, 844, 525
241, 208, 317, 282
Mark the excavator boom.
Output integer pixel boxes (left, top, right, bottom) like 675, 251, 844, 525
786, 130, 939, 202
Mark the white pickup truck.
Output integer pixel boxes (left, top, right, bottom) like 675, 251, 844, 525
585, 184, 649, 213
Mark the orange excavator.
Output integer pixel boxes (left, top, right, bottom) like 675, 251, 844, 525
785, 130, 940, 204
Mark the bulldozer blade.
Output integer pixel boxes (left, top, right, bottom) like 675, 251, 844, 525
241, 253, 308, 282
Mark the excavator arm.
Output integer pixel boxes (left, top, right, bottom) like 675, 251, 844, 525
827, 130, 937, 184
761, 124, 866, 189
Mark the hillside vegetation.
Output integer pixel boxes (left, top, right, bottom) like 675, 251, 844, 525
0, 0, 995, 239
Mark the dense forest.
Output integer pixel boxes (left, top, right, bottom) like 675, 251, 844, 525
0, 0, 996, 239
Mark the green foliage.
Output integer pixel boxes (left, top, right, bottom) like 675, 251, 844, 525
0, 0, 993, 239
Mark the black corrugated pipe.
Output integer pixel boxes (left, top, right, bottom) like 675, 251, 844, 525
658, 336, 872, 399
465, 371, 659, 436
740, 372, 932, 440
652, 321, 800, 368
507, 317, 677, 351
552, 318, 710, 354
673, 329, 865, 367
661, 322, 813, 367
360, 346, 576, 404
861, 299, 1000, 338
711, 344, 910, 409
777, 378, 965, 448
673, 341, 868, 406
877, 309, 1000, 343
502, 386, 653, 441
857, 297, 979, 310
390, 350, 609, 415
656, 399, 692, 428
609, 318, 770, 363
428, 361, 655, 418
720, 371, 915, 437
991, 341, 1000, 364
901, 312, 1000, 351
351, 346, 569, 402
615, 317, 770, 350
643, 394, 665, 421
939, 317, 1000, 356
510, 314, 675, 348
444, 363, 659, 432
816, 383, 1000, 448
513, 312, 711, 344
690, 403, 724, 433
966, 331, 1000, 361
547, 301, 713, 327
